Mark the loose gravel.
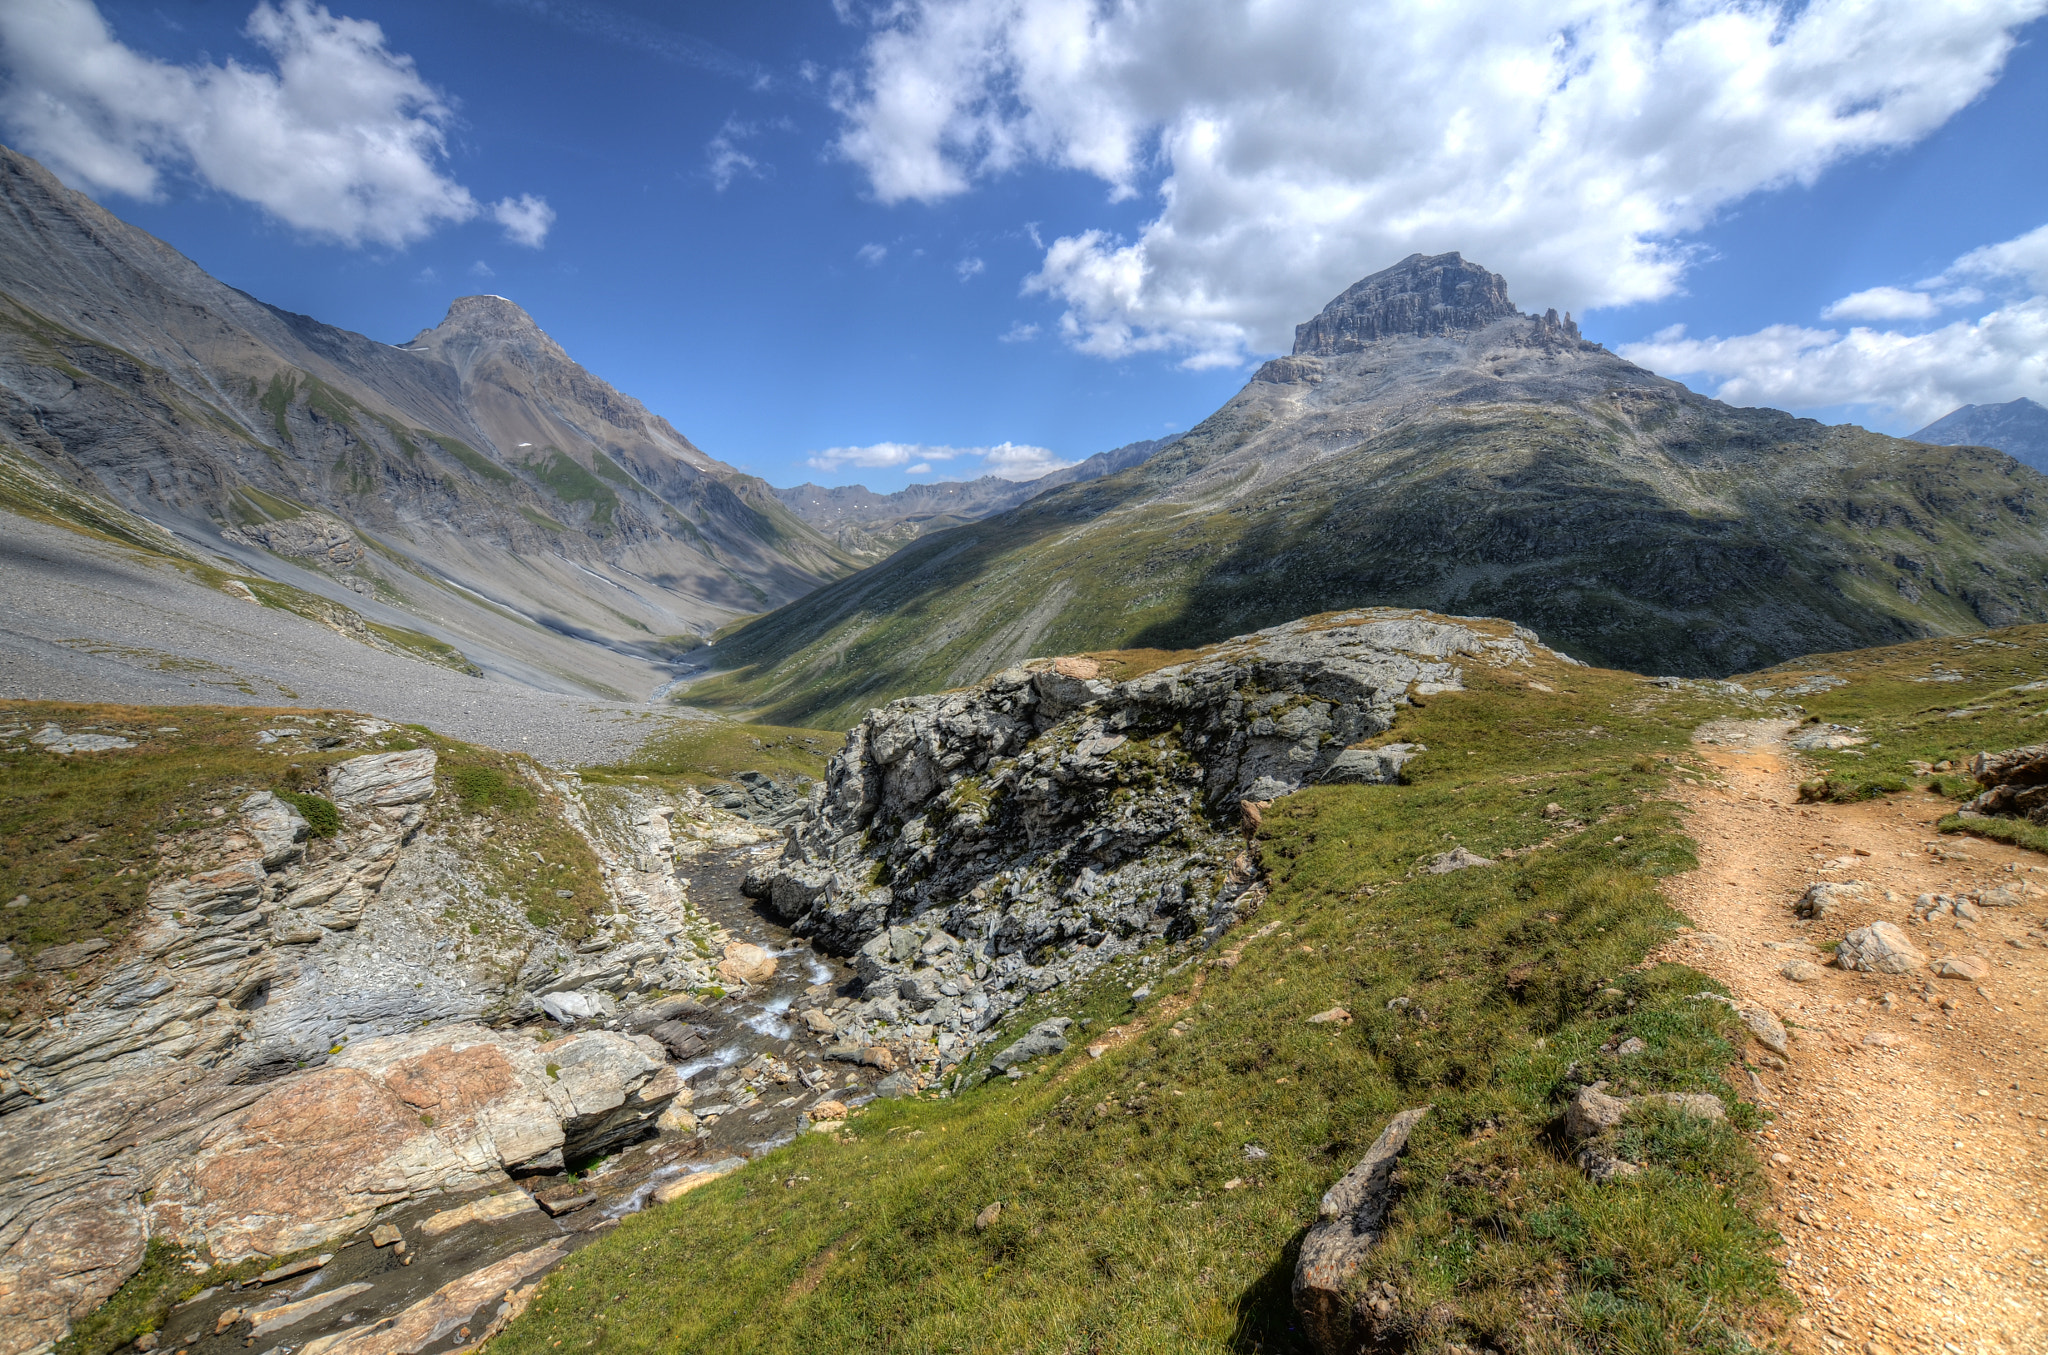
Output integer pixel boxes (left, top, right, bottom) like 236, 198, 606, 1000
0, 513, 720, 767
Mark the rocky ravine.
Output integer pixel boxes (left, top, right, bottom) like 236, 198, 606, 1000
0, 722, 799, 1355
750, 609, 1575, 1075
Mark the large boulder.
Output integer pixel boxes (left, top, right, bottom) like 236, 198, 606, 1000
144, 1025, 671, 1262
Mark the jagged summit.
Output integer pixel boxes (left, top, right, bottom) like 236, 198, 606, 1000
1292, 251, 1578, 355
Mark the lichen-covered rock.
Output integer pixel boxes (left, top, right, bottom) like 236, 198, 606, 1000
752, 610, 1561, 1055
1292, 1106, 1430, 1355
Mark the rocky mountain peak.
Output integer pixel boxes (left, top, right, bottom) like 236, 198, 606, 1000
1292, 251, 1526, 355
405, 293, 568, 368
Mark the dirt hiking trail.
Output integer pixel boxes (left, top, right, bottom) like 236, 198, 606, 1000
1653, 720, 2047, 1355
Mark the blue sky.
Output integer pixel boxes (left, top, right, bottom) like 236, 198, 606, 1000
5, 1, 2048, 491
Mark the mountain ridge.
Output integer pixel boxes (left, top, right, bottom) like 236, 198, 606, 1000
685, 254, 2048, 728
772, 436, 1178, 558
1911, 396, 2048, 475
0, 142, 857, 700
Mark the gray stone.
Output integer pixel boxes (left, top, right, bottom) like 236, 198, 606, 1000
1796, 881, 1865, 919
1835, 922, 1926, 975
990, 1018, 1073, 1072
1781, 959, 1822, 983
33, 938, 110, 971
1740, 1007, 1789, 1057
327, 749, 438, 808
1319, 743, 1424, 785
1291, 1106, 1430, 1355
1561, 1084, 1631, 1141
1424, 846, 1494, 874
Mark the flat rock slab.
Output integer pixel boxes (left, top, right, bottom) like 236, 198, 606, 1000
419, 1191, 539, 1237
297, 1239, 566, 1355
248, 1281, 375, 1338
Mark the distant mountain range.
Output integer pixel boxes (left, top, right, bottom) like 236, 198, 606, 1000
773, 437, 1177, 558
0, 143, 859, 700
1911, 398, 2048, 474
689, 252, 2048, 728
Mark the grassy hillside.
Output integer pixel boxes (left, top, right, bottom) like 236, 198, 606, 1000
686, 375, 2048, 731
495, 643, 1794, 1354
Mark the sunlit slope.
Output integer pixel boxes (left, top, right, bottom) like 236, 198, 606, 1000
693, 321, 2048, 729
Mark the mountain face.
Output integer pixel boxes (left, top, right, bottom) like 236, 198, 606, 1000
0, 144, 857, 698
774, 437, 1177, 559
1911, 397, 2048, 474
691, 251, 2048, 729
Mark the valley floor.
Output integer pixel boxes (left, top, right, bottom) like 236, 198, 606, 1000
0, 512, 699, 766
1658, 722, 2046, 1355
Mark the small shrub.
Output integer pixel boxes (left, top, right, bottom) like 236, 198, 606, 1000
449, 764, 535, 814
277, 790, 339, 838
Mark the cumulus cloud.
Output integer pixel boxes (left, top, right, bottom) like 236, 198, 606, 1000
1822, 287, 1939, 322
998, 320, 1039, 342
1620, 222, 2048, 428
956, 255, 985, 280
857, 241, 888, 265
807, 439, 1071, 480
491, 193, 555, 246
831, 0, 2048, 367
0, 0, 546, 248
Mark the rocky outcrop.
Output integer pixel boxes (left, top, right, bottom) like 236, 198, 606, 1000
749, 610, 1562, 1067
0, 727, 782, 1353
1964, 744, 2048, 822
146, 1024, 671, 1262
1292, 252, 1526, 355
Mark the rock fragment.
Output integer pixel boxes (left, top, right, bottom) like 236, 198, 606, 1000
1291, 1106, 1430, 1355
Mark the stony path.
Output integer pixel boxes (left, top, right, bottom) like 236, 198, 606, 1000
1653, 722, 2048, 1355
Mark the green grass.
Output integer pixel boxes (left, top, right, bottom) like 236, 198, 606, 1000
1741, 622, 2048, 850
591, 718, 844, 787
495, 644, 1790, 1354
430, 433, 515, 485
527, 447, 619, 527
277, 789, 339, 838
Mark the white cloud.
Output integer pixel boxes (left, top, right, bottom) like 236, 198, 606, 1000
1619, 222, 2048, 429
491, 193, 554, 247
705, 115, 765, 191
956, 255, 985, 280
998, 320, 1039, 342
0, 0, 532, 248
1948, 221, 2048, 292
857, 241, 888, 265
469, 259, 494, 277
806, 439, 1071, 480
1822, 287, 1939, 322
831, 0, 2048, 367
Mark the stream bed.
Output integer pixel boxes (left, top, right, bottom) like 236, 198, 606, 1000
147, 843, 881, 1355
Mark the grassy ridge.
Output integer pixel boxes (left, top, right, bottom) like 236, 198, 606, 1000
494, 654, 1790, 1353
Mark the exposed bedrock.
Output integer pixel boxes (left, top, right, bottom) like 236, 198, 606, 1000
748, 609, 1569, 1049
